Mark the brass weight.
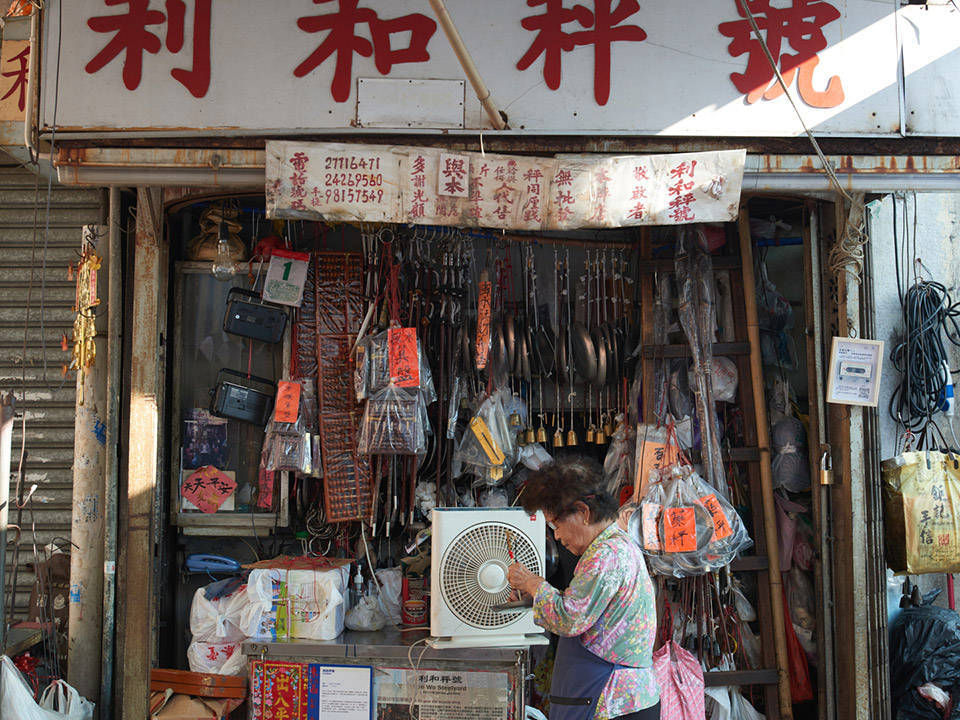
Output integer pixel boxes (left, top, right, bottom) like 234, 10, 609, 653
553, 429, 565, 448
566, 428, 578, 446
585, 425, 596, 443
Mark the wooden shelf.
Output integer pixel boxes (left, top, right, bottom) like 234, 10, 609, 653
730, 555, 770, 572
636, 256, 742, 273
704, 669, 779, 687
641, 342, 751, 358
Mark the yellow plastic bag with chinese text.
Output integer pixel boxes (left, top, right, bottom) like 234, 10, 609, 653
883, 450, 960, 575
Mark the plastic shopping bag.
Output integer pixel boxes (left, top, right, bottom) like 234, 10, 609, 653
186, 641, 247, 676
653, 641, 704, 720
2, 656, 63, 720
38, 678, 95, 720
883, 450, 960, 574
189, 585, 247, 643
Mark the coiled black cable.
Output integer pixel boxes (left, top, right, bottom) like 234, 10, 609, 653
889, 280, 960, 432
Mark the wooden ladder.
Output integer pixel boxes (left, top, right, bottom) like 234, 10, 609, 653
636, 211, 793, 720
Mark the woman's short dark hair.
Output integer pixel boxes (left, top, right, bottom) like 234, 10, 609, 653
519, 456, 618, 524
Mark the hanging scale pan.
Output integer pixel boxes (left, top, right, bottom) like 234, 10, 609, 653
571, 321, 597, 384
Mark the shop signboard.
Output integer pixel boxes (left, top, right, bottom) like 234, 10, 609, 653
38, 0, 960, 137
265, 141, 746, 228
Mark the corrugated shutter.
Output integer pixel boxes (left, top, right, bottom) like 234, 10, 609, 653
0, 164, 105, 617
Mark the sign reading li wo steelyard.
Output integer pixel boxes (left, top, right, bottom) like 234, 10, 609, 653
37, 1, 958, 137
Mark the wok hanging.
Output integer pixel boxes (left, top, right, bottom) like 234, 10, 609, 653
571, 321, 597, 384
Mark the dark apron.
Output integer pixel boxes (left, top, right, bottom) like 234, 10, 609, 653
549, 635, 624, 720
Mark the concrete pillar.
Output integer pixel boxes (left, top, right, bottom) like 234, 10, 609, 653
67, 225, 109, 700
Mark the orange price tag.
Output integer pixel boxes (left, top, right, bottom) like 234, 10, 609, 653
388, 327, 420, 387
275, 381, 302, 423
476, 281, 491, 370
663, 507, 697, 553
641, 503, 662, 551
699, 494, 734, 541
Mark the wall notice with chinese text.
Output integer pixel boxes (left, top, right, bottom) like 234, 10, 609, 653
266, 141, 745, 228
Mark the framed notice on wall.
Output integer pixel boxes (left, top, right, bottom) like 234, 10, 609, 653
826, 337, 884, 407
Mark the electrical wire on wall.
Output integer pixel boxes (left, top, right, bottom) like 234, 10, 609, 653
888, 192, 960, 447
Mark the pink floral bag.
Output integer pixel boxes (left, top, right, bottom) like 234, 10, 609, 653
653, 640, 705, 720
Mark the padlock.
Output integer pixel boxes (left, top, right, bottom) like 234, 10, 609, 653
820, 450, 834, 486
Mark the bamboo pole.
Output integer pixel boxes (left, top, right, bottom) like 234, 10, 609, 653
427, 0, 508, 130
737, 206, 794, 720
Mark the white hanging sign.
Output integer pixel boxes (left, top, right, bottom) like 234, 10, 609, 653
266, 141, 745, 228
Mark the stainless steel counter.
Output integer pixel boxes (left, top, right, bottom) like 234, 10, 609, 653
241, 627, 528, 663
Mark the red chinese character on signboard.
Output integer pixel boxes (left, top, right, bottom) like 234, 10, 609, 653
294, 0, 437, 103
667, 160, 697, 223
718, 0, 844, 108
441, 157, 466, 195
517, 0, 646, 106
86, 0, 211, 98
1, 44, 29, 112
588, 167, 611, 222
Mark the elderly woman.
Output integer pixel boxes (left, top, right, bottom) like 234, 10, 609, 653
507, 458, 660, 720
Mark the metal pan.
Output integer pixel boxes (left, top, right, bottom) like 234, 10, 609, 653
534, 324, 555, 378
590, 325, 607, 387
572, 321, 597, 384
556, 324, 570, 385
504, 312, 516, 374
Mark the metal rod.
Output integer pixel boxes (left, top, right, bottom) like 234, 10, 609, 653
0, 392, 15, 655
100, 187, 122, 719
426, 0, 508, 131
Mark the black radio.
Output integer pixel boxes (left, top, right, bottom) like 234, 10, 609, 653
209, 369, 276, 425
223, 287, 288, 344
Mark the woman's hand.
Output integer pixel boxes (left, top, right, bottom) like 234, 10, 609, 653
507, 563, 543, 598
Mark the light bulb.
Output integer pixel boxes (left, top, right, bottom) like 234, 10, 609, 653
211, 222, 236, 280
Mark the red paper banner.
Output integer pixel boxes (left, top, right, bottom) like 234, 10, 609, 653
388, 327, 419, 387
181, 466, 236, 514
275, 380, 302, 423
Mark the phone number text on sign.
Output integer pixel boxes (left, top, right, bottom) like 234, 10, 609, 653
267, 142, 400, 222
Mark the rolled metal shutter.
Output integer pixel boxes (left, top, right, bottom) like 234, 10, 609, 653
0, 164, 105, 618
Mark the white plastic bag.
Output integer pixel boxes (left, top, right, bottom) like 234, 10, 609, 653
2, 656, 63, 720
375, 568, 403, 625
38, 679, 95, 720
241, 568, 288, 639
189, 586, 247, 643
344, 595, 387, 631
186, 641, 247, 676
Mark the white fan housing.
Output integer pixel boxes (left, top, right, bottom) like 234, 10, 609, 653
429, 507, 549, 649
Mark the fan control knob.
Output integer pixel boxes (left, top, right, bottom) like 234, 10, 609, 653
478, 560, 509, 593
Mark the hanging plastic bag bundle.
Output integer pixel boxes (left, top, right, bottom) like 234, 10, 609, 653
641, 464, 750, 577
357, 384, 426, 455
603, 416, 635, 497
453, 389, 518, 485
356, 327, 434, 456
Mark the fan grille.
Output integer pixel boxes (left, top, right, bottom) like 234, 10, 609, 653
439, 521, 542, 629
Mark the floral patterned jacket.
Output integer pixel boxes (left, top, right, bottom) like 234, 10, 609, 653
533, 522, 659, 719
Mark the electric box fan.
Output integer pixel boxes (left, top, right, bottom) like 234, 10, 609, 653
429, 507, 550, 649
